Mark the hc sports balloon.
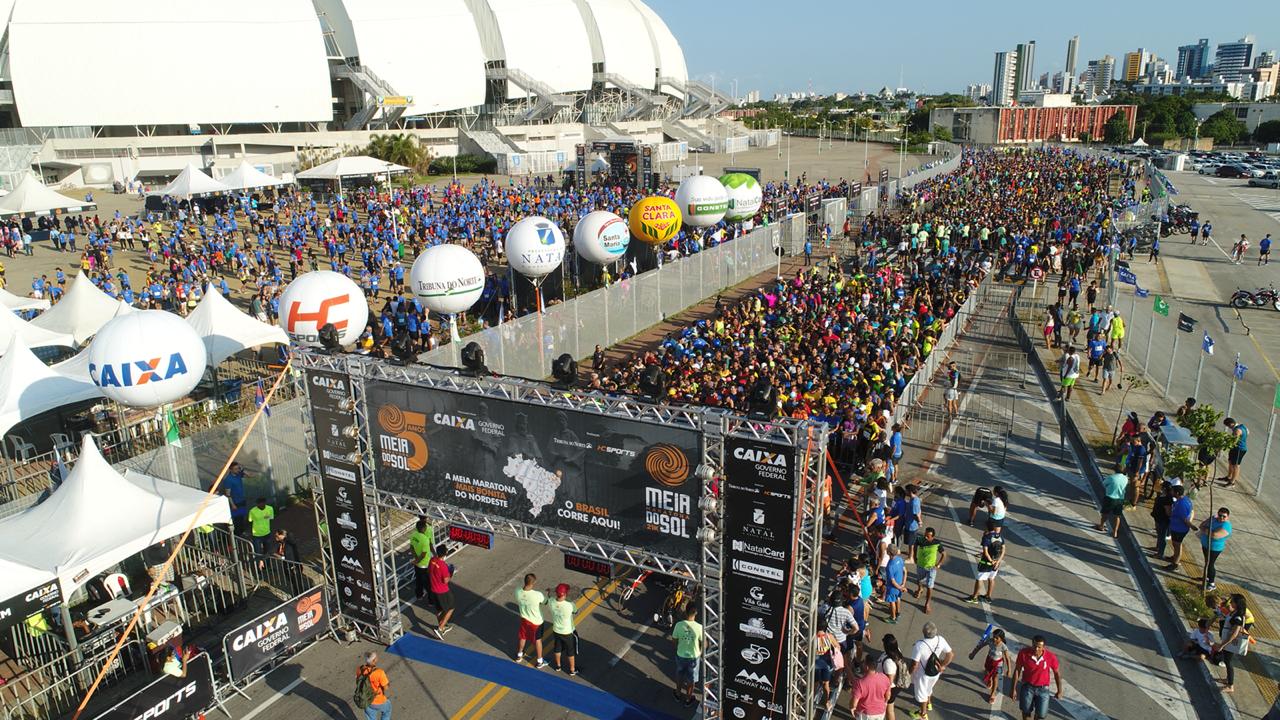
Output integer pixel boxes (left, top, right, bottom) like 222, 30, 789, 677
278, 271, 369, 347
674, 176, 729, 227
572, 211, 631, 264
87, 310, 207, 407
628, 196, 681, 245
719, 173, 763, 222
505, 216, 566, 279
410, 244, 485, 315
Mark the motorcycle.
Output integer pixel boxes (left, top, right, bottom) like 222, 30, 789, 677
1229, 286, 1280, 311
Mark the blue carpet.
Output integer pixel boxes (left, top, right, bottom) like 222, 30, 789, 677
388, 633, 681, 720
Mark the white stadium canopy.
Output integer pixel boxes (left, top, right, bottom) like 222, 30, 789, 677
185, 287, 290, 366
482, 0, 594, 98
0, 336, 104, 440
0, 435, 230, 599
160, 164, 230, 198
218, 162, 290, 191
0, 174, 96, 218
30, 274, 131, 345
0, 288, 49, 312
581, 0, 656, 90
632, 0, 688, 95
297, 156, 410, 181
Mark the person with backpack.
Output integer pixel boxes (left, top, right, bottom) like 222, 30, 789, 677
876, 634, 911, 720
908, 622, 954, 720
354, 652, 390, 720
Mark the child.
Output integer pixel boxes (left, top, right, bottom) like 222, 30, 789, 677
1182, 618, 1214, 660
968, 625, 1012, 703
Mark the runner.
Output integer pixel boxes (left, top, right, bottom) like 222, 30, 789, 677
1260, 233, 1272, 266
426, 546, 455, 638
1058, 345, 1081, 401
944, 361, 961, 417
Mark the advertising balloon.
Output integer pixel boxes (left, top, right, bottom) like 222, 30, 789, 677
87, 310, 207, 407
719, 172, 764, 221
572, 211, 630, 264
628, 196, 682, 245
410, 244, 485, 315
674, 175, 729, 227
278, 271, 369, 347
504, 216, 566, 279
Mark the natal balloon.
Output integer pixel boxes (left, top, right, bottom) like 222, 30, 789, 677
505, 216, 566, 279
628, 196, 682, 245
87, 311, 206, 407
572, 211, 630, 264
410, 244, 485, 314
719, 173, 764, 221
674, 176, 729, 227
278, 271, 368, 347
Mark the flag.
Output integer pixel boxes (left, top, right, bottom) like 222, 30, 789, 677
1202, 332, 1214, 355
1117, 266, 1137, 285
164, 405, 182, 447
1135, 287, 1150, 298
1153, 295, 1169, 317
254, 379, 271, 418
1234, 361, 1248, 381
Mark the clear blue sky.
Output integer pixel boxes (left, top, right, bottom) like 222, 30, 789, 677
644, 0, 1278, 97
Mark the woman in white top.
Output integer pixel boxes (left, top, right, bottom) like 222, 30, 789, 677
987, 486, 1009, 528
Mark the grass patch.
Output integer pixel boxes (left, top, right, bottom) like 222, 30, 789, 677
1168, 579, 1214, 623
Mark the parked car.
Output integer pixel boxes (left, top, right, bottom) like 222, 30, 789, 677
1249, 172, 1280, 189
1216, 165, 1248, 178
1198, 163, 1221, 175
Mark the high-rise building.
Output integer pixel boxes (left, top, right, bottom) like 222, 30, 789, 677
1123, 49, 1151, 82
1214, 36, 1255, 80
1176, 39, 1210, 79
1065, 35, 1080, 76
1014, 41, 1037, 92
1052, 71, 1077, 94
993, 50, 1018, 105
1255, 51, 1277, 69
1084, 55, 1116, 96
964, 83, 992, 103
1145, 58, 1174, 84
1038, 72, 1051, 89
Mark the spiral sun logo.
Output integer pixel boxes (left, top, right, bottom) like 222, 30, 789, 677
645, 443, 689, 487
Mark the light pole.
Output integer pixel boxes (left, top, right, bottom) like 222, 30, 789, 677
863, 120, 870, 170
897, 121, 906, 181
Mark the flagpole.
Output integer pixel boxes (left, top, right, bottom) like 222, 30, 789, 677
1227, 353, 1239, 416
1165, 332, 1178, 400
1194, 348, 1205, 398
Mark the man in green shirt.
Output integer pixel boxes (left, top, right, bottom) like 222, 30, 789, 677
1098, 463, 1129, 538
672, 607, 703, 708
515, 573, 547, 667
547, 583, 577, 675
248, 497, 274, 555
911, 527, 946, 614
409, 519, 434, 601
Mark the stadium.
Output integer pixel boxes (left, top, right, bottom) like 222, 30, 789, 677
0, 0, 757, 189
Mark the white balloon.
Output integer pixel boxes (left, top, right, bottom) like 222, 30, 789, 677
87, 310, 207, 407
721, 173, 764, 221
572, 211, 630, 265
674, 175, 729, 227
278, 271, 369, 347
505, 216, 566, 279
410, 244, 486, 315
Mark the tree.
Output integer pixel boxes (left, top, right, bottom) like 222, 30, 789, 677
366, 133, 432, 174
1255, 119, 1280, 144
1198, 109, 1248, 145
1103, 112, 1132, 144
932, 126, 953, 142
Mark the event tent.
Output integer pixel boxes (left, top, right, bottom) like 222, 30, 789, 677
50, 345, 91, 381
0, 336, 104, 440
296, 155, 409, 181
0, 288, 50, 312
30, 274, 131, 345
0, 303, 75, 353
0, 556, 56, 611
185, 287, 289, 366
0, 435, 230, 598
218, 161, 290, 191
159, 163, 229, 198
0, 174, 96, 218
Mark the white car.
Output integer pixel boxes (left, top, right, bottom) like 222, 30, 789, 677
1249, 172, 1280, 189
1198, 164, 1221, 175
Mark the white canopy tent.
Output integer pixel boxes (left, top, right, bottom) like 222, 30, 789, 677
0, 174, 96, 218
185, 287, 289, 366
218, 161, 290, 191
0, 303, 75, 354
0, 435, 231, 599
159, 163, 230, 198
51, 345, 91, 381
296, 156, 409, 193
0, 336, 104, 440
0, 557, 56, 611
0, 288, 50, 312
29, 274, 131, 345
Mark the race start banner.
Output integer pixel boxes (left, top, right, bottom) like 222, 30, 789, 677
364, 381, 704, 562
223, 587, 328, 681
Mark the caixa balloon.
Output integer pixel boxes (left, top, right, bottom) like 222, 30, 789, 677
87, 310, 207, 407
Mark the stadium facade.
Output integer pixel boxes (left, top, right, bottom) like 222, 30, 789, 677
0, 0, 753, 188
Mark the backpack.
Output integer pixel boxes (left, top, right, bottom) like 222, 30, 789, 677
922, 639, 943, 677
879, 653, 911, 689
353, 667, 375, 709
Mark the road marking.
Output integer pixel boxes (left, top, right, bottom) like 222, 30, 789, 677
1230, 191, 1280, 226
462, 546, 554, 619
1202, 177, 1218, 185
467, 686, 512, 720
608, 624, 651, 668
240, 676, 305, 720
1249, 332, 1280, 382
449, 682, 497, 720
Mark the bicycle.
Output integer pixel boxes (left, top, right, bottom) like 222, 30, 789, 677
620, 569, 651, 605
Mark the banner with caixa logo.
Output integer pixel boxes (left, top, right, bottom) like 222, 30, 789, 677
223, 587, 328, 681
722, 437, 796, 720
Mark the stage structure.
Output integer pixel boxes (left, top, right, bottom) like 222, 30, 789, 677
575, 139, 656, 190
300, 350, 827, 720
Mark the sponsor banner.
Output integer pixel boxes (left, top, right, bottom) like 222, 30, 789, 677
804, 193, 821, 217
88, 653, 215, 720
364, 382, 703, 562
722, 437, 796, 720
307, 369, 378, 625
223, 587, 327, 681
575, 144, 587, 188
879, 168, 890, 182
0, 580, 59, 634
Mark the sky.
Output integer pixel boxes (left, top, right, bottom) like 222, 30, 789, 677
644, 0, 1279, 97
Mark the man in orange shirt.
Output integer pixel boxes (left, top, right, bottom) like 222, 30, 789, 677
357, 651, 391, 720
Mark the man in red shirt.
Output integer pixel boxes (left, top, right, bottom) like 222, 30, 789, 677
427, 546, 455, 639
848, 655, 891, 720
1009, 635, 1063, 720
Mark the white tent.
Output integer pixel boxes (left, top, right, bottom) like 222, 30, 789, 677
1132, 138, 1149, 147
186, 287, 289, 366
218, 161, 290, 191
159, 163, 229, 198
0, 435, 230, 598
0, 287, 50, 312
0, 303, 75, 353
0, 174, 96, 218
30, 274, 130, 345
296, 155, 409, 181
0, 557, 56, 609
51, 345, 91, 381
0, 336, 104, 440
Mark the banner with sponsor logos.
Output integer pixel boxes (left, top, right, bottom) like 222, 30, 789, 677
88, 653, 214, 720
722, 437, 796, 720
223, 587, 327, 681
0, 580, 59, 635
306, 369, 379, 625
364, 381, 703, 561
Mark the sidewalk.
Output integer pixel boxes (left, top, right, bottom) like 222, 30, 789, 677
1017, 299, 1280, 719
